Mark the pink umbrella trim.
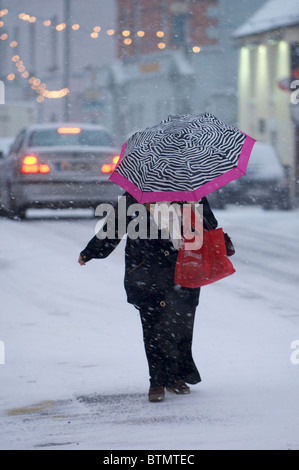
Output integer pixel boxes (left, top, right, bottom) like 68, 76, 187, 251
109, 133, 256, 203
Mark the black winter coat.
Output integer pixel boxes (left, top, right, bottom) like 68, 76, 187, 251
80, 192, 218, 311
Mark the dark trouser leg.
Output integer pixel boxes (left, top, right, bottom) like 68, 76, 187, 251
139, 304, 201, 387
140, 309, 167, 387
174, 309, 201, 385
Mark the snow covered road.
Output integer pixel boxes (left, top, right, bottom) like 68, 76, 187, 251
0, 206, 299, 450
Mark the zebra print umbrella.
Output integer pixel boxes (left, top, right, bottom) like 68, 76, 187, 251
109, 113, 256, 203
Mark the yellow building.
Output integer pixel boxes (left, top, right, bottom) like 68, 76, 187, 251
234, 0, 299, 198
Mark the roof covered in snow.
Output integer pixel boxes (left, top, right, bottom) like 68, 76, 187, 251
233, 0, 299, 38
101, 50, 194, 86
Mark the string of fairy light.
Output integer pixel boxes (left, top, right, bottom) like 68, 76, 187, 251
0, 8, 202, 103
0, 9, 70, 102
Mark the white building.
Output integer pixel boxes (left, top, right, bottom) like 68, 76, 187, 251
86, 0, 267, 144
233, 0, 299, 197
188, 0, 268, 126
91, 49, 196, 145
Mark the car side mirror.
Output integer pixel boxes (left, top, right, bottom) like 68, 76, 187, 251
0, 151, 4, 159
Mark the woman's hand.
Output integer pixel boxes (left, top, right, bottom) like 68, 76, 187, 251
78, 255, 86, 266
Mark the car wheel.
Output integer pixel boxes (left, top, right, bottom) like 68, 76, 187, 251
5, 205, 26, 220
2, 184, 26, 220
262, 193, 292, 211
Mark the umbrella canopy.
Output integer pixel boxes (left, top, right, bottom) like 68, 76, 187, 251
109, 113, 256, 203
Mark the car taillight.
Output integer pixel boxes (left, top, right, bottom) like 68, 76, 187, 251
24, 155, 38, 165
101, 155, 120, 173
21, 155, 50, 174
39, 164, 51, 173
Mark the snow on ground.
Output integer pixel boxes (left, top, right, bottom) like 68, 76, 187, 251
0, 205, 299, 450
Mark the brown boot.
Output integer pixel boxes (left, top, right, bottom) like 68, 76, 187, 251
166, 380, 190, 394
148, 385, 165, 402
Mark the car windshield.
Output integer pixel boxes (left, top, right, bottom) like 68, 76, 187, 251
29, 128, 114, 147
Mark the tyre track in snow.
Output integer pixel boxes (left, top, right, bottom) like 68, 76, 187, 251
210, 209, 299, 318
234, 238, 299, 286
215, 209, 299, 286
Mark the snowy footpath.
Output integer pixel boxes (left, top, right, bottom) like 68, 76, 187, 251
0, 206, 299, 450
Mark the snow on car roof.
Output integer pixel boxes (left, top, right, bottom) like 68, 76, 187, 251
25, 123, 111, 132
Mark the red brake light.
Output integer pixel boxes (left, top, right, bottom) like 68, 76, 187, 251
39, 164, 51, 173
22, 164, 39, 174
57, 127, 81, 134
101, 163, 114, 173
101, 155, 120, 173
21, 155, 50, 174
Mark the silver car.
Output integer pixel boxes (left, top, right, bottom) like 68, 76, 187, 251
207, 141, 292, 210
0, 123, 124, 219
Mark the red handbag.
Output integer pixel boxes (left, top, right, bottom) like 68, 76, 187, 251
174, 216, 236, 288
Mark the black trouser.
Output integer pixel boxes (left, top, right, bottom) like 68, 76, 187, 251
139, 303, 201, 387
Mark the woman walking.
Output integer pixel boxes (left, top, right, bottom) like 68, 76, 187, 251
78, 192, 218, 402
